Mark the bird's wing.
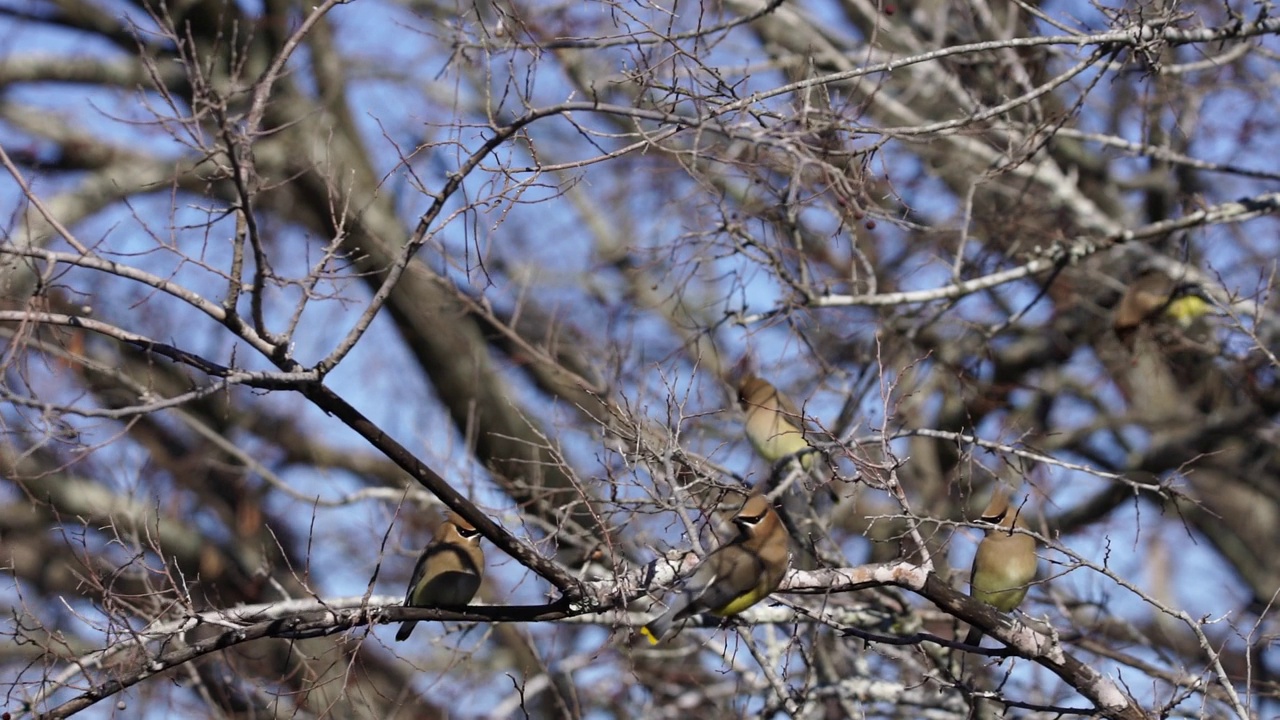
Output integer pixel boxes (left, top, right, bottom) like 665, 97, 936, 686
406, 544, 483, 606
775, 391, 807, 430
691, 545, 760, 613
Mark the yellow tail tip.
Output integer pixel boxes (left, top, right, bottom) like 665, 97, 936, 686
1167, 295, 1210, 327
639, 626, 659, 645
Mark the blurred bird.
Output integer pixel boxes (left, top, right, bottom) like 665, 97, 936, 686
1112, 268, 1222, 420
396, 511, 485, 642
738, 375, 817, 471
1113, 269, 1211, 335
964, 487, 1036, 647
641, 495, 791, 644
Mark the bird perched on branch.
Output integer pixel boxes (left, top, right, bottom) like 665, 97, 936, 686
1111, 268, 1224, 421
738, 375, 818, 471
964, 487, 1036, 647
641, 495, 791, 644
1113, 269, 1211, 336
396, 511, 485, 642
737, 374, 837, 569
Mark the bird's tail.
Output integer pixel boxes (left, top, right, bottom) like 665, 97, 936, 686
1166, 294, 1211, 328
640, 612, 673, 645
641, 591, 698, 645
395, 620, 418, 642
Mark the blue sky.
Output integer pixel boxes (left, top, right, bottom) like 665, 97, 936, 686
3, 0, 1278, 716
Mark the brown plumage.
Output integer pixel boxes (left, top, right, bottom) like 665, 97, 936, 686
396, 511, 485, 642
737, 374, 837, 569
640, 495, 791, 644
738, 375, 815, 470
1111, 270, 1220, 422
1114, 270, 1211, 335
964, 488, 1036, 647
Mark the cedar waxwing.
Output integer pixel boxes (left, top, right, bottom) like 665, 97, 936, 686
964, 487, 1036, 646
738, 375, 817, 471
1113, 269, 1211, 334
641, 495, 791, 644
396, 511, 485, 642
738, 374, 834, 570
1112, 269, 1222, 420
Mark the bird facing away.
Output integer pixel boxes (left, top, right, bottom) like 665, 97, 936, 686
964, 487, 1036, 647
1113, 269, 1211, 334
640, 495, 791, 644
738, 375, 815, 470
396, 511, 485, 642
1111, 268, 1221, 421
